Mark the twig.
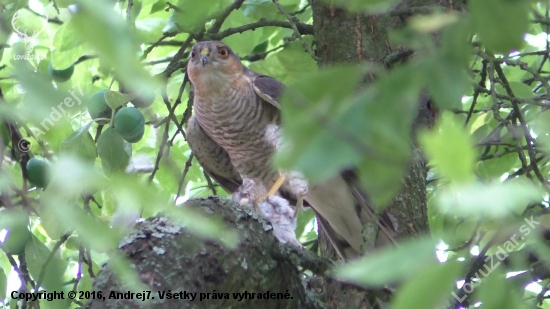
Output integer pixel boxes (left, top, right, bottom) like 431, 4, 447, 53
84, 248, 95, 277
18, 252, 36, 290
165, 1, 181, 12
51, 0, 60, 14
74, 54, 98, 65
170, 74, 190, 144
493, 61, 550, 190
161, 35, 194, 78
143, 56, 174, 66
206, 19, 314, 41
448, 232, 501, 308
73, 248, 84, 292
290, 4, 310, 16
208, 0, 246, 34
536, 282, 550, 306
465, 59, 487, 126
241, 44, 287, 62
445, 221, 482, 252
149, 90, 174, 182
484, 59, 534, 183
25, 7, 63, 25
126, 0, 134, 23
272, 0, 319, 61
5, 252, 30, 293
176, 153, 194, 199
142, 34, 170, 60
203, 171, 218, 195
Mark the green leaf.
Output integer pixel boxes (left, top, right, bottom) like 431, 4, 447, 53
59, 122, 97, 163
105, 91, 132, 109
37, 198, 71, 240
72, 0, 160, 92
420, 112, 476, 184
334, 238, 437, 286
393, 261, 463, 309
78, 274, 92, 295
0, 208, 31, 255
276, 40, 317, 77
477, 268, 523, 309
409, 12, 460, 33
424, 56, 470, 109
150, 0, 166, 13
97, 127, 131, 172
441, 217, 482, 249
295, 208, 315, 241
52, 19, 84, 68
276, 65, 367, 181
14, 61, 74, 123
509, 81, 534, 99
279, 64, 419, 207
221, 9, 263, 55
355, 66, 420, 206
64, 236, 80, 250
25, 235, 67, 291
40, 158, 119, 253
470, 0, 529, 53
476, 153, 518, 180
0, 266, 6, 300
162, 0, 212, 33
437, 180, 544, 218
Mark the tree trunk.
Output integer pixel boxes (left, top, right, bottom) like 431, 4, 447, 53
310, 0, 464, 306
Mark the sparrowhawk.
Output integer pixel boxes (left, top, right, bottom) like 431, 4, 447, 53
186, 41, 395, 259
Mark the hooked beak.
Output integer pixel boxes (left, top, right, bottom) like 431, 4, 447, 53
200, 47, 210, 67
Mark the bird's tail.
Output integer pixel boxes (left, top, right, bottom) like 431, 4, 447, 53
304, 170, 397, 260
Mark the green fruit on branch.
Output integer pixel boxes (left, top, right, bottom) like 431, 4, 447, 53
26, 157, 51, 188
88, 89, 113, 125
48, 61, 75, 83
113, 107, 145, 143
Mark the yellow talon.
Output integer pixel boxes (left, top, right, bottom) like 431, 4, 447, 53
267, 174, 286, 197
255, 174, 286, 206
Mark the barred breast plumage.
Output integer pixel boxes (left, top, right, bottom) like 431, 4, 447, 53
192, 67, 280, 187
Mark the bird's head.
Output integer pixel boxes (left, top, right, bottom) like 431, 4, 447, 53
187, 41, 243, 84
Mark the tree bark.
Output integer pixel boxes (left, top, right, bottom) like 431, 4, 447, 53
86, 198, 330, 309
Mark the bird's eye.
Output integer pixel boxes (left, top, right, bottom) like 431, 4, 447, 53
191, 51, 196, 58
217, 47, 229, 59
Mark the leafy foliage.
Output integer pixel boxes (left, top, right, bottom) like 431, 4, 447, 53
0, 0, 549, 308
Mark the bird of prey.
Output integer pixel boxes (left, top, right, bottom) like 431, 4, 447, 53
186, 41, 395, 259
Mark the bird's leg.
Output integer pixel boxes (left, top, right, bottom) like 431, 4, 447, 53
293, 194, 304, 219
256, 174, 286, 204
267, 174, 286, 197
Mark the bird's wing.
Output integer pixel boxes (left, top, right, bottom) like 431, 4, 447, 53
246, 70, 285, 110
186, 115, 242, 193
